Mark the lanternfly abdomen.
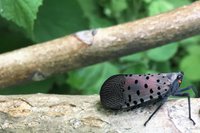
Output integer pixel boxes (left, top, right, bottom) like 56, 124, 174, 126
100, 72, 195, 126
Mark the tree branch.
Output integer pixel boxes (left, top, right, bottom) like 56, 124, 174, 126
1, 1, 200, 88
0, 94, 199, 132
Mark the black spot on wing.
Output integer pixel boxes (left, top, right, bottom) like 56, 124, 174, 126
150, 95, 153, 99
136, 90, 140, 96
140, 98, 144, 103
128, 86, 131, 90
133, 101, 137, 105
144, 84, 148, 88
128, 95, 131, 102
150, 89, 153, 94
126, 103, 130, 107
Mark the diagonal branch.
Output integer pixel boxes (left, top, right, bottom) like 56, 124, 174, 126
1, 1, 200, 88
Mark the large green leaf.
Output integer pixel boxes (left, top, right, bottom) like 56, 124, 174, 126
180, 55, 200, 81
147, 43, 178, 62
187, 45, 200, 56
33, 0, 88, 42
0, 0, 42, 36
67, 62, 119, 94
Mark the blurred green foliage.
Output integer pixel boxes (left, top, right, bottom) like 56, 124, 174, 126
0, 0, 199, 97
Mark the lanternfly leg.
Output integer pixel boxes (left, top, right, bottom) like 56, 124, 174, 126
174, 92, 196, 125
144, 97, 168, 126
176, 86, 193, 93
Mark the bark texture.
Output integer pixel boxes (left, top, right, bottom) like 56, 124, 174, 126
0, 94, 199, 133
1, 1, 200, 88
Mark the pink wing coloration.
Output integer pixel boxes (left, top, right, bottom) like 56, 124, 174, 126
122, 74, 171, 108
100, 73, 173, 109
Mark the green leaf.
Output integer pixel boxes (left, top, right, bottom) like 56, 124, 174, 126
152, 61, 171, 72
0, 17, 32, 53
33, 0, 88, 42
120, 53, 143, 62
167, 0, 190, 7
148, 0, 174, 15
122, 63, 148, 74
147, 43, 178, 62
67, 62, 119, 94
187, 45, 200, 56
0, 0, 43, 36
180, 36, 200, 47
180, 55, 200, 81
148, 0, 190, 16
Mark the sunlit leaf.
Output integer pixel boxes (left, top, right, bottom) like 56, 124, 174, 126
187, 45, 200, 56
0, 0, 42, 36
180, 55, 200, 81
147, 43, 178, 62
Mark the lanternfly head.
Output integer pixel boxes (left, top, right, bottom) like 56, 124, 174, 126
166, 72, 184, 85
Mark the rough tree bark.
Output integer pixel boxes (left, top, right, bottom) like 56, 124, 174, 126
0, 94, 199, 133
0, 1, 200, 88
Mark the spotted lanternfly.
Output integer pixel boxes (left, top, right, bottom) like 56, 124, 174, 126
100, 72, 195, 126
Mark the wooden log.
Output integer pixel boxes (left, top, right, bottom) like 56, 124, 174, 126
0, 94, 199, 132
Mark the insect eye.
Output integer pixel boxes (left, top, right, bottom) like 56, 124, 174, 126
177, 75, 182, 80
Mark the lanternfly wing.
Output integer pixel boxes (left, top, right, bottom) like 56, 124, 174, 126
121, 73, 172, 109
100, 74, 126, 109
100, 73, 174, 110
